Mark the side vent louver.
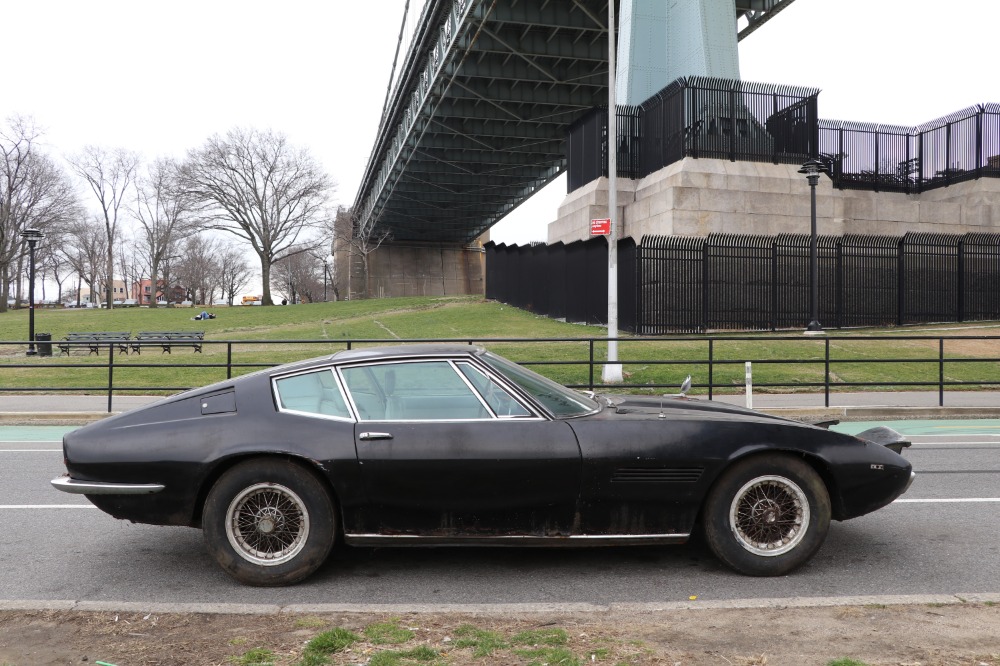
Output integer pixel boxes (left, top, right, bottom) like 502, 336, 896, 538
611, 467, 704, 483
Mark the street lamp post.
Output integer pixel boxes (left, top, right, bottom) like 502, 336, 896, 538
798, 159, 826, 335
323, 254, 333, 302
21, 228, 44, 355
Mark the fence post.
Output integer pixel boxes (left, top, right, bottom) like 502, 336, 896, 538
729, 86, 737, 162
897, 237, 905, 326
708, 339, 714, 401
690, 86, 699, 159
107, 342, 114, 413
939, 338, 945, 407
917, 131, 924, 194
874, 127, 880, 192
824, 337, 831, 408
976, 108, 983, 180
702, 240, 710, 330
946, 121, 952, 187
770, 242, 777, 331
958, 237, 965, 322
835, 240, 843, 329
227, 342, 233, 380
837, 127, 844, 188
589, 339, 595, 391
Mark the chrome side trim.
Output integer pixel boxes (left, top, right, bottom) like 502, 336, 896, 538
51, 477, 165, 495
344, 533, 690, 547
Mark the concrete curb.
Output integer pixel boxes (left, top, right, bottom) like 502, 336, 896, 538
2, 593, 999, 615
0, 412, 112, 425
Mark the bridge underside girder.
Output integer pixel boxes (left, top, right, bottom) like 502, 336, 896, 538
355, 0, 796, 244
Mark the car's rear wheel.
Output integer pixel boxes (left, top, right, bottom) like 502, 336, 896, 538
703, 455, 830, 576
203, 459, 335, 586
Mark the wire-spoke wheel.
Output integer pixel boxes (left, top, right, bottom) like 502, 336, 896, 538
704, 456, 830, 576
204, 459, 335, 586
729, 475, 809, 557
226, 483, 310, 566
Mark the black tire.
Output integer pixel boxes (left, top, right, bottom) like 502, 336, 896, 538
202, 459, 335, 586
703, 455, 831, 576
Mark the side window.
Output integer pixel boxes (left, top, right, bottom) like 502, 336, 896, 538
456, 362, 531, 417
341, 361, 491, 421
274, 370, 351, 420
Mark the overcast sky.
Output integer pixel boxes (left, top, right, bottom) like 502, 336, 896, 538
3, 0, 998, 249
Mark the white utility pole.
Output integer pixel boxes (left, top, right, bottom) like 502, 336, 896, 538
603, 0, 623, 383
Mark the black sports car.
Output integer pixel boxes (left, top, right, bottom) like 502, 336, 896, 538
52, 344, 914, 586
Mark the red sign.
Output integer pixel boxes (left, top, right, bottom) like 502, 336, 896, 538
590, 218, 611, 235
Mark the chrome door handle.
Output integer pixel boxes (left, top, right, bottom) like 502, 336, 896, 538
359, 432, 394, 441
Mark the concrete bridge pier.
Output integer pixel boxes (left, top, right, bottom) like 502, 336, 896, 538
335, 241, 485, 300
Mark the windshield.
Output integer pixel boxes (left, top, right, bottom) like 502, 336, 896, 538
481, 352, 599, 418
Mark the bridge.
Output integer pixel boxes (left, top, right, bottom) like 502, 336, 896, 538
351, 0, 797, 245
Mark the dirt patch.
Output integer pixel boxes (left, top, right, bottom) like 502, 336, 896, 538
1, 604, 998, 666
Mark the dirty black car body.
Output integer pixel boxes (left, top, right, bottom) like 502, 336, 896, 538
53, 344, 914, 586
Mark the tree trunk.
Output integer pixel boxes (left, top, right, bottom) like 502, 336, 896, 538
149, 263, 159, 308
106, 249, 114, 309
260, 258, 273, 306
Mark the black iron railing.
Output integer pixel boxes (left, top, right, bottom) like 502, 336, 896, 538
486, 232, 1000, 333
819, 104, 1000, 193
2, 335, 999, 412
566, 76, 820, 192
565, 77, 999, 195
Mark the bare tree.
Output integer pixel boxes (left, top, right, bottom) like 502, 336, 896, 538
1, 116, 80, 311
131, 157, 193, 308
272, 247, 323, 304
42, 243, 72, 304
115, 232, 144, 303
62, 217, 108, 306
175, 234, 220, 305
217, 244, 253, 305
69, 146, 140, 310
332, 205, 390, 300
181, 127, 333, 305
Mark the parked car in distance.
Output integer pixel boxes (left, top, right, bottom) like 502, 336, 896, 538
52, 344, 914, 586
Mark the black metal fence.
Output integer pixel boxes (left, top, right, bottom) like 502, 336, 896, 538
3, 335, 999, 411
566, 78, 1000, 195
485, 232, 1000, 334
819, 104, 1000, 193
567, 76, 820, 192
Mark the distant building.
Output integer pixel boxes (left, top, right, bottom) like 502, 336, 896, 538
132, 279, 186, 305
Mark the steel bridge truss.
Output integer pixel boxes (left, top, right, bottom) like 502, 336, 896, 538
355, 0, 797, 244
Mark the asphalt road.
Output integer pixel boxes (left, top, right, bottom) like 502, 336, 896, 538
1, 420, 998, 608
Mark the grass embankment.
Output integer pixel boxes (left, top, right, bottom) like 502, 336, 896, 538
0, 296, 998, 395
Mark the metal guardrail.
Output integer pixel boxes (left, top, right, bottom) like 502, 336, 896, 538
1, 335, 999, 413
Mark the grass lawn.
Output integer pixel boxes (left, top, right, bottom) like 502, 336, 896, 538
1, 296, 998, 395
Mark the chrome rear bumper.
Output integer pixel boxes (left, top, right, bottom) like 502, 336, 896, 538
51, 477, 165, 495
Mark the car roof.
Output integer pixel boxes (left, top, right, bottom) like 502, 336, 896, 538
331, 343, 485, 363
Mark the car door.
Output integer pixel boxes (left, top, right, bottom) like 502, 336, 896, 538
340, 358, 582, 539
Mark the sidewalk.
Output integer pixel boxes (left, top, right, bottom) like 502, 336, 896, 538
1, 391, 998, 424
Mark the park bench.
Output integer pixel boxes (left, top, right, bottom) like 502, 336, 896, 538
131, 331, 205, 354
58, 332, 131, 356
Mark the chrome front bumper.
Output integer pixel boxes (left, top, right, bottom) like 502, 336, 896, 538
51, 477, 165, 495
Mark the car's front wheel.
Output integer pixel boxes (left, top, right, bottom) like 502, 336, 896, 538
703, 455, 830, 576
203, 459, 335, 586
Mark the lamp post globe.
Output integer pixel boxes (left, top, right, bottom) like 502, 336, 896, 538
20, 228, 45, 355
797, 159, 826, 335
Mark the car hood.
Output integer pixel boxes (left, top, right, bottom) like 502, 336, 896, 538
597, 394, 814, 427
